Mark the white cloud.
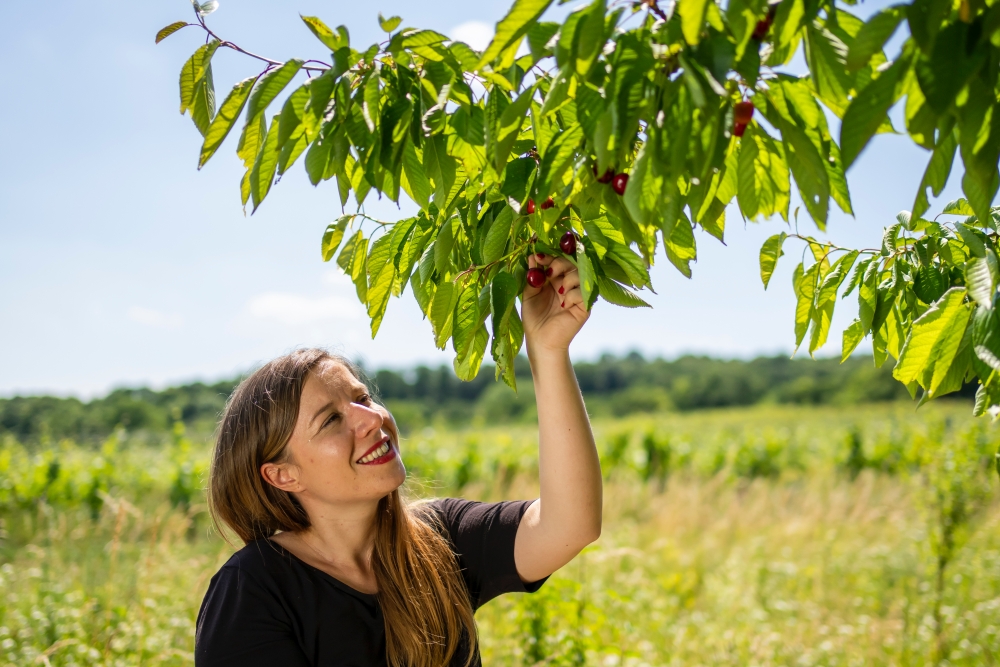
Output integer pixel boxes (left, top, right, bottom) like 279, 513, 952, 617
450, 21, 493, 51
247, 292, 364, 326
128, 306, 183, 329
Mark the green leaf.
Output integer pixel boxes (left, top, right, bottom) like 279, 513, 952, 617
973, 302, 1000, 373
156, 22, 189, 44
840, 54, 907, 170
606, 244, 651, 290
199, 76, 256, 169
401, 30, 449, 48
665, 215, 697, 278
454, 325, 489, 381
793, 262, 818, 350
366, 233, 397, 337
247, 60, 304, 126
678, 0, 710, 45
452, 279, 481, 357
894, 287, 969, 384
804, 23, 852, 112
301, 16, 346, 51
759, 233, 787, 289
249, 114, 281, 212
965, 251, 998, 310
846, 5, 904, 72
379, 14, 402, 33
179, 40, 219, 136
942, 198, 976, 216
842, 318, 864, 362
494, 86, 536, 171
577, 242, 599, 310
401, 142, 431, 209
912, 127, 958, 219
482, 206, 513, 264
431, 280, 458, 349
597, 276, 651, 308
322, 216, 352, 261
477, 0, 555, 67
817, 250, 859, 306
780, 119, 830, 227
842, 257, 871, 298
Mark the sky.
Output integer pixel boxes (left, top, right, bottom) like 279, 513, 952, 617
0, 0, 975, 398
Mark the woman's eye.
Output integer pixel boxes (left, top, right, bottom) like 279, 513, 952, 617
358, 394, 371, 404
324, 412, 340, 427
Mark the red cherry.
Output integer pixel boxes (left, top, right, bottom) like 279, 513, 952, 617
540, 197, 554, 210
733, 122, 748, 137
734, 101, 754, 125
526, 267, 546, 288
592, 164, 615, 183
611, 173, 629, 196
559, 231, 577, 255
526, 199, 536, 214
752, 18, 771, 40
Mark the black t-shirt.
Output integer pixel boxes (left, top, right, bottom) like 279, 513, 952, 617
194, 498, 547, 667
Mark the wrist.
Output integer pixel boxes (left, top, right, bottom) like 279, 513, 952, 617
526, 337, 571, 368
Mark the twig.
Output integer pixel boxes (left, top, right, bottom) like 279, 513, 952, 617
193, 8, 330, 72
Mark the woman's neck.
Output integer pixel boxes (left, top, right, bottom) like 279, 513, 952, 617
274, 498, 382, 593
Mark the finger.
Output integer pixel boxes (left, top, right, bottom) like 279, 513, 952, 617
548, 257, 577, 279
555, 269, 581, 297
561, 284, 583, 310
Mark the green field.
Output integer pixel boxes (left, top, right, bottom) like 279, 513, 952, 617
0, 402, 997, 666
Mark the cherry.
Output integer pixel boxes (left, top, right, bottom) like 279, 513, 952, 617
752, 5, 777, 40
733, 122, 748, 138
592, 164, 615, 183
734, 100, 754, 125
559, 231, 577, 255
526, 267, 546, 288
526, 199, 536, 214
751, 18, 771, 40
540, 197, 554, 210
611, 172, 629, 196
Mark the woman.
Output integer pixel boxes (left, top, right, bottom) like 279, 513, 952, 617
195, 253, 602, 667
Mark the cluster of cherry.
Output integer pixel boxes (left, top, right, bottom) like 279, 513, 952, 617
525, 230, 578, 288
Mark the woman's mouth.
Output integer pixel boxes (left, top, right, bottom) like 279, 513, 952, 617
356, 437, 396, 465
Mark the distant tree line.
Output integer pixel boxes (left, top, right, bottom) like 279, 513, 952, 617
0, 354, 975, 443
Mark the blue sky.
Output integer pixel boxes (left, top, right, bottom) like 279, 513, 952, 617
0, 0, 971, 397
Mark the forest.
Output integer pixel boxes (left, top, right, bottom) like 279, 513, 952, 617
0, 352, 954, 442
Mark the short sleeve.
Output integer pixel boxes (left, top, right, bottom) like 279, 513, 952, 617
195, 565, 310, 667
424, 498, 548, 609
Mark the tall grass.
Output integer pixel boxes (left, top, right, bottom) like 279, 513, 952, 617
0, 402, 996, 666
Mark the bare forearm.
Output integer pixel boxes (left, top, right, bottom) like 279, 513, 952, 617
528, 345, 602, 545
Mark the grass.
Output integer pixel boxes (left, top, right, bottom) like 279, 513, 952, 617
0, 401, 997, 666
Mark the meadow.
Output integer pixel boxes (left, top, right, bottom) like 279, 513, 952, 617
0, 401, 997, 666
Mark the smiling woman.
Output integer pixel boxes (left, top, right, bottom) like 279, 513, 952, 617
195, 253, 603, 667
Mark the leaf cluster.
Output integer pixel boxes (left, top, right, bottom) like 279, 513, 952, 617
158, 0, 1000, 403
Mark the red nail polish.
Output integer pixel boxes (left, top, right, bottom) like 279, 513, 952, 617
546, 268, 553, 276
561, 302, 565, 308
536, 253, 545, 259
558, 286, 564, 294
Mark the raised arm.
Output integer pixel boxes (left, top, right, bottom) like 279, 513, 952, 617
513, 252, 603, 584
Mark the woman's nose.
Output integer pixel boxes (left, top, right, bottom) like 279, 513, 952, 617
348, 401, 383, 436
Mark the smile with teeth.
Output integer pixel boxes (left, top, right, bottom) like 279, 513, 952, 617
357, 439, 393, 464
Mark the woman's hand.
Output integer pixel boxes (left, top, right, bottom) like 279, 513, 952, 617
521, 253, 591, 353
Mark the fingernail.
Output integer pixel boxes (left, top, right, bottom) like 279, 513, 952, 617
536, 253, 545, 259
561, 302, 565, 308
546, 268, 553, 276
558, 286, 564, 294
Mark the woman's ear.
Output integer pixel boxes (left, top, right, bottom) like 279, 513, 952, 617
261, 460, 302, 493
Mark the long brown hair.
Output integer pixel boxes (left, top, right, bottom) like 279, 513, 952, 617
207, 348, 477, 667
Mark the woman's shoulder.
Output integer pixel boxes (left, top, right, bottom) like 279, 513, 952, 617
411, 497, 536, 538
211, 538, 297, 586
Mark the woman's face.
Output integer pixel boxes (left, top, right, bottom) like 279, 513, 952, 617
262, 358, 405, 507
